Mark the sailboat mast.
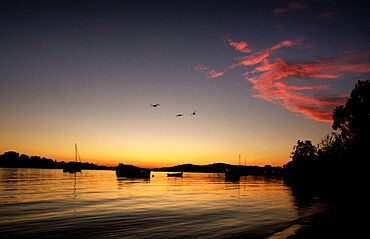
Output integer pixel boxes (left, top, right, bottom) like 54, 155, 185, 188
75, 143, 81, 162
75, 143, 77, 162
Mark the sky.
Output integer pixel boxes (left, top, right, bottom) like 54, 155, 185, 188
0, 0, 369, 168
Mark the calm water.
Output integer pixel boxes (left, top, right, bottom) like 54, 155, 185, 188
0, 168, 321, 238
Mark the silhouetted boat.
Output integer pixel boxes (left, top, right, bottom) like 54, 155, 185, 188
63, 144, 82, 173
225, 168, 240, 181
116, 163, 151, 178
225, 155, 241, 181
167, 172, 183, 177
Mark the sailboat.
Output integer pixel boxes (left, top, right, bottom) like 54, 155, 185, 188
63, 143, 82, 173
225, 154, 241, 181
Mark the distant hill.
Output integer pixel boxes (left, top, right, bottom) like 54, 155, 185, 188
153, 163, 283, 176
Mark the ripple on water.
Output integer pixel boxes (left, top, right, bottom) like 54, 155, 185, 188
0, 169, 321, 239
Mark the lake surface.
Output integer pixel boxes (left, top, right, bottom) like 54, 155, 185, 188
0, 168, 322, 238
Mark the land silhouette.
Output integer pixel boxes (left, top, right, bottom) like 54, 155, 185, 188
0, 152, 281, 177
156, 163, 282, 176
0, 151, 114, 170
283, 80, 369, 238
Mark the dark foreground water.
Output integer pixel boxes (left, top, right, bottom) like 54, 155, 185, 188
0, 168, 323, 239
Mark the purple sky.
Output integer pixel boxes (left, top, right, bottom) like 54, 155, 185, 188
0, 0, 369, 167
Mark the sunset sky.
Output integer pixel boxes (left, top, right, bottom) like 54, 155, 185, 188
1, 0, 369, 168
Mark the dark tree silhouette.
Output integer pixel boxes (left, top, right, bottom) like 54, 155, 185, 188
332, 80, 370, 159
2, 151, 19, 160
284, 140, 318, 181
284, 80, 370, 195
283, 81, 369, 238
0, 151, 114, 170
290, 140, 317, 162
19, 154, 30, 161
316, 133, 345, 162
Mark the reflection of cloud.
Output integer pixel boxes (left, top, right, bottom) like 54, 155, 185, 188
314, 10, 340, 20
195, 38, 370, 123
193, 63, 224, 78
274, 1, 308, 15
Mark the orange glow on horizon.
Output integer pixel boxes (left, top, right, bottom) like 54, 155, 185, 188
0, 142, 290, 169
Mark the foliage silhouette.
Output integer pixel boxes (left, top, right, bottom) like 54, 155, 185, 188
290, 140, 317, 162
333, 80, 370, 159
0, 151, 113, 170
284, 80, 370, 205
316, 133, 345, 162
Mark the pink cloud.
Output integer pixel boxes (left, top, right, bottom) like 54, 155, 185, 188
247, 70, 344, 122
240, 51, 271, 66
274, 1, 308, 15
243, 51, 370, 122
230, 39, 300, 69
194, 38, 370, 123
247, 76, 345, 122
193, 63, 224, 79
314, 10, 340, 20
228, 40, 252, 53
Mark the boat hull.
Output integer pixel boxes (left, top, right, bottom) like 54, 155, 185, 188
116, 164, 151, 178
167, 172, 183, 177
63, 162, 82, 173
225, 168, 240, 181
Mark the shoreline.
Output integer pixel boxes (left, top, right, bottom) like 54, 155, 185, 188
265, 204, 335, 239
222, 203, 334, 239
264, 198, 367, 239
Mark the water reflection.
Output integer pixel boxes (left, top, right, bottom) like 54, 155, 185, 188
72, 173, 77, 200
284, 179, 320, 215
116, 177, 150, 189
0, 168, 323, 239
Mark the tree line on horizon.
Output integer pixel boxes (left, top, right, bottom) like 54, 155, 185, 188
0, 151, 282, 175
0, 151, 113, 170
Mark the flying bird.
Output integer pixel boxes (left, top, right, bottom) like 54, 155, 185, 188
150, 104, 160, 107
191, 111, 196, 116
176, 114, 183, 117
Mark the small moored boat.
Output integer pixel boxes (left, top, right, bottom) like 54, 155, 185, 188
116, 163, 151, 178
224, 168, 240, 181
167, 172, 183, 177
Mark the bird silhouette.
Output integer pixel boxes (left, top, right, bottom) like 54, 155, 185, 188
176, 114, 183, 117
150, 104, 160, 107
191, 111, 196, 116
